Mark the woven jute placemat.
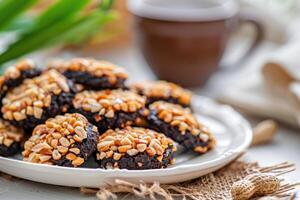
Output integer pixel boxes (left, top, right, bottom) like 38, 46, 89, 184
81, 160, 299, 200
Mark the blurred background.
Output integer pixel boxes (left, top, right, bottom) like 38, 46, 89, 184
1, 0, 300, 127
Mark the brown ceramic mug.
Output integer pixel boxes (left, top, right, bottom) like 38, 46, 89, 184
128, 0, 264, 87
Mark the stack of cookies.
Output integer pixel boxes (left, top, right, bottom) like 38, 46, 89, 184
0, 58, 215, 170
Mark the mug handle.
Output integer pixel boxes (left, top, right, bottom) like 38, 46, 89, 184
232, 9, 265, 66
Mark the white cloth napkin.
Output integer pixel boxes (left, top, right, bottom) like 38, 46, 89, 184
218, 37, 300, 128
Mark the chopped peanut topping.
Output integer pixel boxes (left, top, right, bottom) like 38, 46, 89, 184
2, 70, 70, 121
131, 80, 192, 106
22, 113, 98, 167
73, 90, 146, 116
0, 119, 24, 147
150, 101, 205, 134
0, 59, 36, 89
96, 127, 176, 168
49, 58, 128, 82
149, 101, 215, 147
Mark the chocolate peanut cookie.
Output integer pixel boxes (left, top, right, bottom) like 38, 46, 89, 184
72, 90, 147, 132
96, 126, 176, 170
49, 58, 128, 90
1, 70, 76, 130
148, 101, 215, 154
0, 119, 24, 157
0, 59, 41, 110
131, 80, 192, 107
22, 113, 99, 167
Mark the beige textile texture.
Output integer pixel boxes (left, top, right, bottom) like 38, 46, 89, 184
219, 38, 300, 128
81, 161, 298, 200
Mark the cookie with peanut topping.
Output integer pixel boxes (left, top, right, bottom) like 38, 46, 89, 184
22, 113, 99, 167
72, 90, 147, 132
1, 70, 77, 130
0, 59, 41, 108
131, 80, 192, 107
49, 58, 128, 90
0, 119, 24, 157
148, 101, 215, 154
96, 126, 176, 170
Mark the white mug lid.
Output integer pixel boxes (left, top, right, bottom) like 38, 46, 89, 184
127, 0, 239, 22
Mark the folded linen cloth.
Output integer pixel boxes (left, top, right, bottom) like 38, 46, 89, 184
219, 38, 300, 128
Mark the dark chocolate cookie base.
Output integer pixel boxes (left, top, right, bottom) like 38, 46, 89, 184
0, 142, 21, 157
72, 108, 142, 133
4, 68, 42, 89
148, 111, 212, 153
63, 71, 126, 90
97, 147, 174, 170
5, 80, 77, 131
53, 123, 99, 167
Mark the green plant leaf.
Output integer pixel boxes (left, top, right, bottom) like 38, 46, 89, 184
23, 0, 91, 34
0, 17, 79, 64
52, 0, 116, 44
1, 0, 91, 33
0, 11, 114, 64
0, 16, 33, 32
0, 0, 38, 30
58, 11, 116, 44
0, 0, 115, 65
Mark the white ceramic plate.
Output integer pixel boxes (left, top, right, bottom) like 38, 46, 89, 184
0, 96, 252, 187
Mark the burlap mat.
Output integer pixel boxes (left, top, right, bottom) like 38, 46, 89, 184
81, 160, 299, 200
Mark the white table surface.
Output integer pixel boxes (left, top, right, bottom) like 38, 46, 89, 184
0, 42, 299, 200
